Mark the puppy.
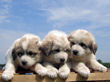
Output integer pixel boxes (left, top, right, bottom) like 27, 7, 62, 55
2, 34, 47, 81
40, 30, 70, 79
68, 29, 107, 78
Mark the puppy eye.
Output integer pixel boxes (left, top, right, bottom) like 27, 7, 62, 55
33, 52, 38, 55
52, 49, 60, 53
28, 51, 33, 55
28, 51, 37, 56
17, 52, 24, 57
71, 42, 75, 45
55, 49, 60, 52
79, 42, 87, 49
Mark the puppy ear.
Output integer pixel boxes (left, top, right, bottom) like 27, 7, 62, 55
36, 41, 41, 48
93, 43, 97, 54
39, 41, 53, 56
68, 35, 72, 42
68, 31, 74, 41
12, 48, 17, 61
89, 42, 98, 54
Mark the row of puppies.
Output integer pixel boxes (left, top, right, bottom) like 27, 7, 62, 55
2, 29, 107, 81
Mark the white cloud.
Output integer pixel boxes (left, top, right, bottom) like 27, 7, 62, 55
0, 29, 25, 64
37, 0, 110, 28
48, 8, 92, 21
0, 0, 12, 23
34, 0, 110, 63
0, 0, 110, 63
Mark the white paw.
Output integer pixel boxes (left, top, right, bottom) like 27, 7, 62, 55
2, 71, 14, 81
58, 70, 69, 79
36, 68, 47, 76
79, 70, 90, 78
47, 68, 58, 78
98, 66, 107, 72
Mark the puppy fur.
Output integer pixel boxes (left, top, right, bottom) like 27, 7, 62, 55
68, 29, 107, 78
40, 30, 70, 79
2, 34, 47, 81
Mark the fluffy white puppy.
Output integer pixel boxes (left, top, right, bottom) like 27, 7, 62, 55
68, 29, 107, 78
40, 30, 70, 79
2, 34, 47, 81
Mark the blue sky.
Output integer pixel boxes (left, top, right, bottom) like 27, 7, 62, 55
0, 0, 110, 64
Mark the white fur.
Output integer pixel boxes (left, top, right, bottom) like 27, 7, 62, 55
2, 34, 43, 81
21, 34, 40, 50
42, 30, 70, 79
58, 63, 70, 78
68, 29, 107, 78
44, 30, 69, 48
88, 54, 107, 72
35, 63, 47, 76
17, 55, 36, 68
72, 62, 90, 78
54, 52, 68, 64
48, 30, 67, 39
2, 61, 16, 81
22, 34, 40, 40
22, 40, 28, 50
44, 62, 58, 78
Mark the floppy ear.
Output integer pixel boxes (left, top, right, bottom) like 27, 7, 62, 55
35, 40, 41, 48
67, 34, 71, 41
12, 48, 17, 61
93, 43, 97, 54
89, 42, 98, 54
67, 35, 72, 42
68, 31, 75, 41
39, 41, 53, 56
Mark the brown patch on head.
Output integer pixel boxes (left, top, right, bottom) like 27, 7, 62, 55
12, 37, 26, 61
27, 38, 40, 48
25, 37, 41, 57
41, 30, 70, 57
68, 29, 98, 54
12, 35, 41, 61
77, 30, 97, 54
20, 37, 27, 44
14, 37, 27, 48
80, 37, 93, 47
40, 41, 53, 56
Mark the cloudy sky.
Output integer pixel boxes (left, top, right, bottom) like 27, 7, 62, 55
0, 0, 110, 64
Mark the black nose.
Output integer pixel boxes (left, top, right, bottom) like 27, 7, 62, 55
73, 50, 78, 55
22, 61, 27, 65
60, 58, 65, 63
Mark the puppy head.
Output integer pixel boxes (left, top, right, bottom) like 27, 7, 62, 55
68, 29, 97, 57
12, 34, 41, 68
40, 30, 70, 64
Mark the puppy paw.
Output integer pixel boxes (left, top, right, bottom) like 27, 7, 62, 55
97, 66, 107, 72
79, 70, 90, 78
58, 70, 69, 79
47, 68, 58, 78
2, 71, 14, 81
47, 71, 58, 78
36, 68, 47, 76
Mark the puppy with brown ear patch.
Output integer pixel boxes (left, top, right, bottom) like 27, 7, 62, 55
40, 30, 70, 79
68, 29, 107, 78
2, 34, 47, 81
